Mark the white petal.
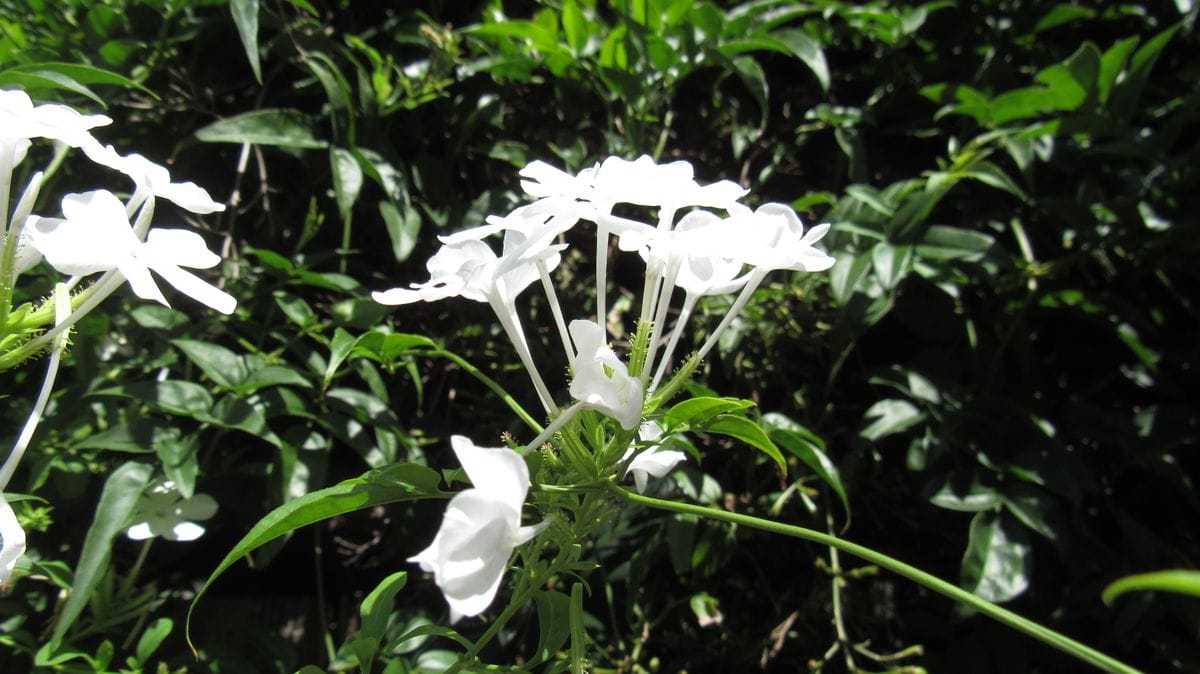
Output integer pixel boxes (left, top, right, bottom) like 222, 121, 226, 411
1, 494, 27, 583
142, 229, 222, 269
166, 521, 206, 541
449, 436, 529, 511
124, 522, 155, 541
157, 181, 225, 214
26, 215, 127, 276
146, 262, 237, 314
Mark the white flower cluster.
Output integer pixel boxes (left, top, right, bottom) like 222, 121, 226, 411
1, 89, 234, 322
375, 155, 834, 620
1, 89, 233, 585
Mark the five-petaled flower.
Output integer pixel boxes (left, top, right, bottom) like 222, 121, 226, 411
409, 436, 546, 622
568, 319, 644, 430
26, 190, 236, 314
125, 480, 218, 542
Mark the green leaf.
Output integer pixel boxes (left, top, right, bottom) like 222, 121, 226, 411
172, 339, 248, 388
155, 432, 199, 498
665, 397, 755, 429
828, 250, 872, 305
915, 225, 994, 262
703, 414, 787, 476
961, 511, 1031, 603
187, 464, 442, 650
0, 68, 106, 107
528, 590, 571, 667
325, 327, 360, 389
230, 0, 262, 83
870, 242, 912, 290
331, 147, 363, 222
135, 618, 173, 664
352, 571, 409, 674
195, 109, 327, 148
1102, 569, 1200, 606
859, 399, 924, 441
730, 56, 768, 126
962, 160, 1028, 202
1097, 36, 1139, 104
930, 478, 1002, 512
1033, 4, 1096, 32
0, 62, 154, 98
772, 28, 829, 92
90, 381, 214, 417
562, 0, 587, 53
380, 200, 421, 263
52, 462, 153, 642
770, 428, 850, 527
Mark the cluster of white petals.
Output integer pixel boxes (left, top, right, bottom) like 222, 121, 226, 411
379, 155, 834, 620
2, 89, 234, 583
409, 436, 545, 622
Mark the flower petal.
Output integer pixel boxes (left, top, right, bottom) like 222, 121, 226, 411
1, 494, 27, 583
449, 436, 529, 511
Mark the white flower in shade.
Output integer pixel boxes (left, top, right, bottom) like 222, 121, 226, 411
732, 203, 835, 273
410, 436, 545, 622
125, 480, 218, 542
0, 89, 112, 149
81, 144, 225, 214
623, 421, 688, 494
0, 493, 27, 584
568, 319, 644, 430
25, 190, 236, 314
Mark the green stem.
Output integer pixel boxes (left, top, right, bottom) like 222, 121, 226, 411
608, 483, 1139, 674
426, 349, 543, 433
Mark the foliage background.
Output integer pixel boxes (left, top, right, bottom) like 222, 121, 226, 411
2, 0, 1198, 672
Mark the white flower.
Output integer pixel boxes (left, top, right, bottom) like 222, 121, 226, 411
0, 89, 112, 150
82, 144, 225, 214
125, 480, 218, 542
519, 155, 746, 215
732, 203, 835, 273
568, 319, 644, 430
26, 190, 236, 314
623, 421, 688, 493
0, 493, 27, 584
410, 436, 545, 622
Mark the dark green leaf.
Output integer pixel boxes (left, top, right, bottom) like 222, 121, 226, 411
704, 414, 787, 476
665, 397, 754, 429
229, 0, 262, 83
961, 511, 1031, 603
172, 339, 248, 388
195, 109, 326, 148
90, 381, 214, 417
52, 462, 153, 642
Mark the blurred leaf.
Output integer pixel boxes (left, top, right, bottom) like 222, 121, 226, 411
380, 200, 421, 263
961, 511, 1031, 603
195, 109, 327, 148
331, 147, 364, 222
1102, 569, 1200, 605
230, 0, 262, 83
772, 28, 829, 92
352, 571, 408, 674
1033, 4, 1096, 32
91, 381, 214, 417
859, 399, 924, 441
172, 339, 249, 388
52, 462, 153, 642
135, 618, 173, 664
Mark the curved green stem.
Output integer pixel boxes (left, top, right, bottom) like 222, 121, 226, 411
425, 349, 543, 433
608, 483, 1138, 674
